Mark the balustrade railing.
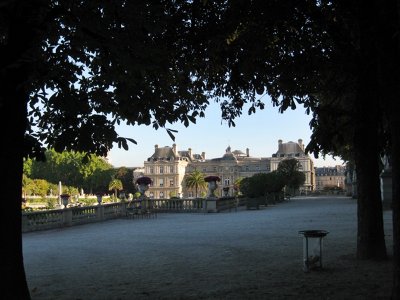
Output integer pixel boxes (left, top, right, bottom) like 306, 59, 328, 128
22, 197, 240, 233
152, 198, 205, 212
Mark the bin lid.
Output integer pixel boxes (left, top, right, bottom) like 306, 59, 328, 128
298, 230, 329, 237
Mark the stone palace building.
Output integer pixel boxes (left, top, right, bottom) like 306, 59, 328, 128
138, 139, 316, 199
314, 165, 347, 191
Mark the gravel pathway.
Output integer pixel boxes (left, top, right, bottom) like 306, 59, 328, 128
23, 196, 394, 299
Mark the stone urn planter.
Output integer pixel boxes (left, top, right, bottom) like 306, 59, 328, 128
60, 194, 70, 208
136, 176, 152, 197
223, 187, 229, 197
204, 175, 221, 198
96, 193, 104, 205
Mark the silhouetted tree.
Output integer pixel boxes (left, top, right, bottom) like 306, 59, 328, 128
276, 159, 306, 195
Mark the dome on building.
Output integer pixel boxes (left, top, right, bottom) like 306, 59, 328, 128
221, 152, 237, 161
232, 150, 246, 156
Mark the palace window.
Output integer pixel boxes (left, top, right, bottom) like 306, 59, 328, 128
159, 178, 164, 187
159, 192, 164, 199
160, 166, 164, 174
169, 179, 174, 187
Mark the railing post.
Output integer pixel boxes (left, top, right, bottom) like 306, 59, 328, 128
21, 214, 29, 232
63, 208, 73, 227
205, 198, 217, 213
96, 205, 104, 221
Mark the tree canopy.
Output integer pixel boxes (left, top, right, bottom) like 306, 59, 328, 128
25, 148, 113, 190
276, 158, 306, 195
240, 171, 286, 199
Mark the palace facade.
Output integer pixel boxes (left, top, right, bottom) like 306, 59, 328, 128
314, 165, 346, 191
142, 139, 316, 199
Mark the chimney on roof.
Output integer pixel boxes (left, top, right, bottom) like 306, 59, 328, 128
172, 143, 177, 155
188, 148, 192, 157
246, 148, 249, 157
202, 151, 206, 159
298, 139, 304, 151
155, 144, 158, 150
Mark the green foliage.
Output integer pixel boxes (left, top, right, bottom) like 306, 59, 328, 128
108, 179, 123, 198
276, 159, 306, 194
185, 170, 207, 198
265, 171, 286, 193
30, 179, 49, 197
24, 148, 115, 195
45, 198, 58, 209
22, 175, 34, 197
22, 158, 32, 178
233, 177, 244, 195
240, 172, 286, 199
240, 174, 267, 198
133, 192, 141, 200
78, 197, 98, 206
114, 167, 136, 194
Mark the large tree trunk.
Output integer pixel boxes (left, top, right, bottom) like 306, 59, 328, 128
354, 2, 387, 260
391, 112, 400, 299
390, 103, 400, 299
374, 1, 400, 297
353, 101, 387, 259
1, 1, 49, 298
1, 87, 30, 300
373, 1, 400, 297
1, 40, 32, 300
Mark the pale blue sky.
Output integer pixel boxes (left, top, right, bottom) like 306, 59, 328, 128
109, 100, 344, 168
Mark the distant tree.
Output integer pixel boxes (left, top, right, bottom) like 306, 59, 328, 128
114, 167, 136, 194
23, 158, 33, 178
276, 159, 306, 195
30, 179, 49, 197
265, 171, 286, 193
108, 179, 123, 199
240, 173, 269, 198
27, 149, 114, 194
22, 175, 34, 198
185, 170, 207, 198
241, 172, 286, 200
233, 177, 244, 196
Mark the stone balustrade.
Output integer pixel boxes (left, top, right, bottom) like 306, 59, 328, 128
22, 197, 239, 233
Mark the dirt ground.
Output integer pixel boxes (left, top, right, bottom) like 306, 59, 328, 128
23, 196, 394, 299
